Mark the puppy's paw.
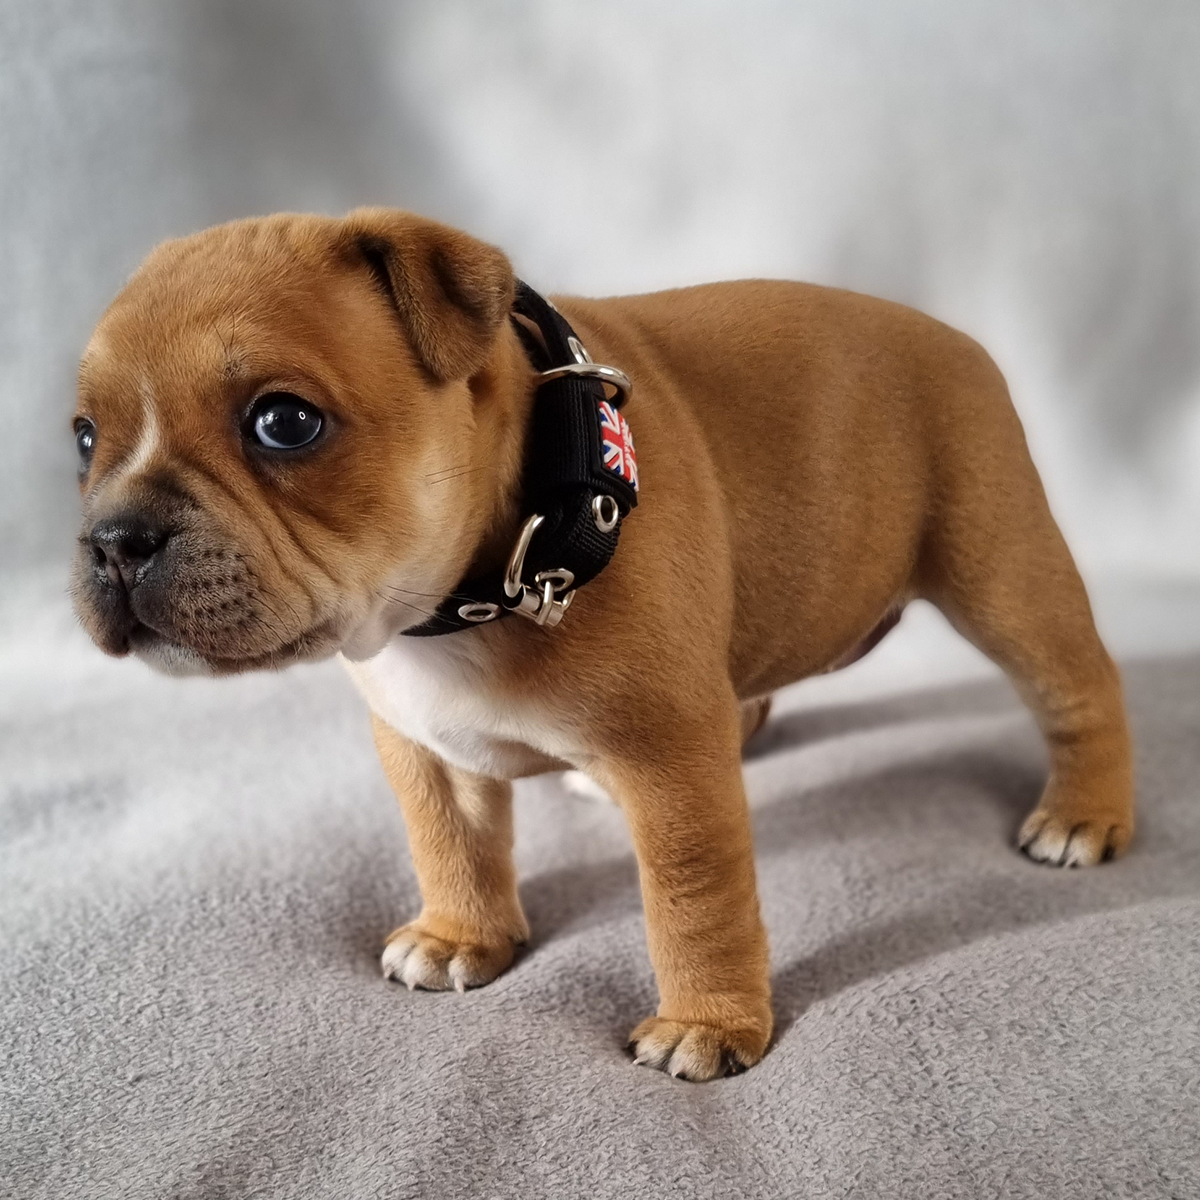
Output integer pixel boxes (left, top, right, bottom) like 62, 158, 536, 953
1019, 806, 1133, 867
628, 1015, 770, 1082
381, 924, 517, 992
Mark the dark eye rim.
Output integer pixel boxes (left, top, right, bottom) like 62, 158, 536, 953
73, 417, 97, 464
242, 390, 329, 454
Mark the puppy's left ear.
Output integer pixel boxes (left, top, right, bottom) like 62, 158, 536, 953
340, 207, 515, 382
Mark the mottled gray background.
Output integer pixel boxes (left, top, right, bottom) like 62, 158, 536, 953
1, 0, 1198, 582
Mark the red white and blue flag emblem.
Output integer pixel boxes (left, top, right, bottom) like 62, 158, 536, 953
598, 400, 638, 491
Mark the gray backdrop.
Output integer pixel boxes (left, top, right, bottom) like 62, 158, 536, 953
1, 0, 1199, 581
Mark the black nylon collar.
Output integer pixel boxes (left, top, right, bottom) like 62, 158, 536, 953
402, 281, 638, 637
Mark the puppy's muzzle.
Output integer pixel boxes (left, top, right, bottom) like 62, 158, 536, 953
88, 513, 172, 591
73, 489, 340, 673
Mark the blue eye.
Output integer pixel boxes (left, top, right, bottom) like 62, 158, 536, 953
250, 393, 324, 450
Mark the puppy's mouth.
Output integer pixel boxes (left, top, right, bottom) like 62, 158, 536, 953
73, 542, 345, 677
126, 616, 343, 676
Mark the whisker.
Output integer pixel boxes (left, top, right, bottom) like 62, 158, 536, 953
425, 461, 472, 479
254, 592, 299, 637
251, 580, 307, 635
383, 583, 485, 608
426, 465, 489, 486
385, 584, 459, 600
381, 594, 440, 622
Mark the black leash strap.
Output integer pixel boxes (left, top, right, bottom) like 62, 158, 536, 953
402, 281, 638, 637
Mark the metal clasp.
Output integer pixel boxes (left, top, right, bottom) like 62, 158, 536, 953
503, 514, 576, 628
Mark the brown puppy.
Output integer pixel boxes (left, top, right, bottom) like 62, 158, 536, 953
72, 209, 1134, 1082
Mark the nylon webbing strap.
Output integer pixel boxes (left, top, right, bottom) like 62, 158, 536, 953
402, 282, 637, 637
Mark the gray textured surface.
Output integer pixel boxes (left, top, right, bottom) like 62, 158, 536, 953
3, 585, 1199, 1199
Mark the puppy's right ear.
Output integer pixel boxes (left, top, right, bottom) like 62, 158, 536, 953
339, 208, 515, 383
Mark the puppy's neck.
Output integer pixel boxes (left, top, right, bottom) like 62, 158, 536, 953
346, 319, 537, 660
455, 319, 540, 585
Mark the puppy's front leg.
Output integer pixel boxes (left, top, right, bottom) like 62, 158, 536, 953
372, 716, 529, 991
598, 700, 772, 1081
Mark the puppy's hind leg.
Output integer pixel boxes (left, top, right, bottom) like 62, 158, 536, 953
921, 416, 1134, 866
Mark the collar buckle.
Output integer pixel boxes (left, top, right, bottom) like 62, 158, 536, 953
503, 514, 576, 628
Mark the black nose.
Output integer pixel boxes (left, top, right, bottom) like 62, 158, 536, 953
89, 515, 171, 589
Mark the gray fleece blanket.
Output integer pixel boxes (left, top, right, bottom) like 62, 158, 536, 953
3, 578, 1199, 1200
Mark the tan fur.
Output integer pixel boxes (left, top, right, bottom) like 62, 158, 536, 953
73, 209, 1134, 1082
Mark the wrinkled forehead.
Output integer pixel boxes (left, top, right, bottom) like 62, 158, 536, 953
81, 303, 239, 407
84, 245, 330, 389
77, 214, 411, 415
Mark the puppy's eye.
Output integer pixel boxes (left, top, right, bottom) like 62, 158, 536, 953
249, 393, 324, 450
75, 419, 96, 466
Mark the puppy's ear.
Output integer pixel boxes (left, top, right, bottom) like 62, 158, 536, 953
340, 207, 515, 382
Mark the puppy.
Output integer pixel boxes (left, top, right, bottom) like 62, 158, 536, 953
72, 209, 1134, 1081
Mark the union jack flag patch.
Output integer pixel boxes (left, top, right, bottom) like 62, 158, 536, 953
598, 400, 638, 491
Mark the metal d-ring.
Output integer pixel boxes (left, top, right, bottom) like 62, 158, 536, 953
536, 361, 633, 408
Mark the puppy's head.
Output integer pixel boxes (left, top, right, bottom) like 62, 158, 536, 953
71, 209, 520, 675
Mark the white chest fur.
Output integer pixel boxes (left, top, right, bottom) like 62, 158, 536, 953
341, 635, 564, 779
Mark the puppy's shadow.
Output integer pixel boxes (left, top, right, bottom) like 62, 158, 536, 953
520, 855, 642, 947
742, 673, 1019, 761
746, 649, 1200, 762
516, 659, 1199, 1038
751, 745, 1044, 856
516, 743, 1049, 1008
